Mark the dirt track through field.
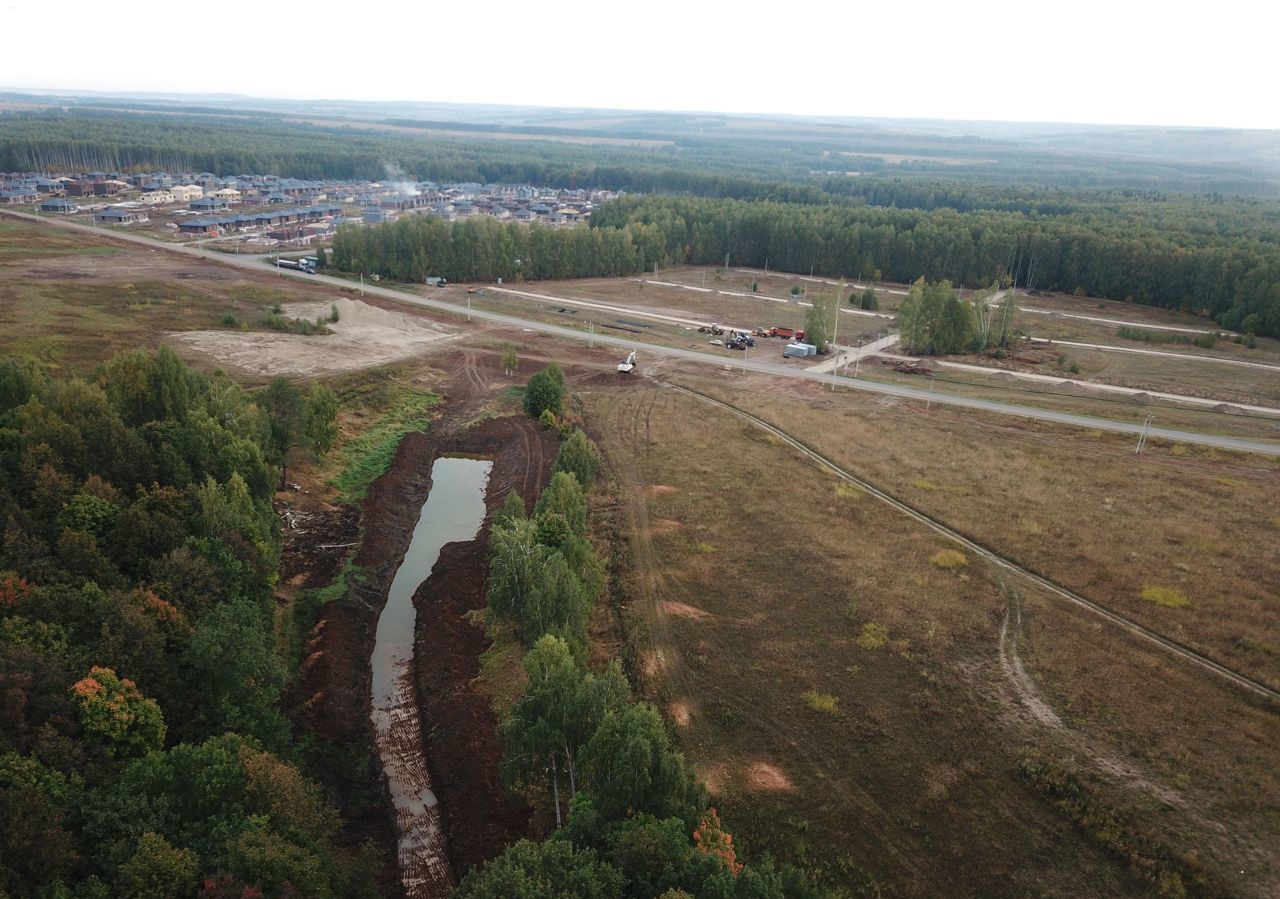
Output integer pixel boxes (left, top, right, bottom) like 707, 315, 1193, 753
662, 381, 1280, 706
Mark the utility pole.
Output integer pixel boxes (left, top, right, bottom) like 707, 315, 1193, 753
853, 336, 864, 379
926, 371, 936, 409
830, 289, 841, 390
1135, 414, 1153, 454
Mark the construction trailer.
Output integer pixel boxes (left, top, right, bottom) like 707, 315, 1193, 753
783, 342, 818, 358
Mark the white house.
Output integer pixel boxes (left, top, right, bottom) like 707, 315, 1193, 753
139, 190, 176, 206
171, 185, 203, 202
213, 187, 241, 204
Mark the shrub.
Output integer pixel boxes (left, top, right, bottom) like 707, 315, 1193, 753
803, 690, 838, 714
554, 429, 600, 488
856, 622, 888, 650
524, 364, 565, 418
930, 549, 968, 570
1140, 585, 1190, 608
221, 312, 239, 327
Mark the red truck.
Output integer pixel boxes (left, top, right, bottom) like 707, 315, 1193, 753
769, 327, 805, 340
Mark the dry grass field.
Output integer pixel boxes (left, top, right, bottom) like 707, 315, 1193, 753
0, 219, 457, 378
583, 382, 1278, 897
680, 371, 1280, 691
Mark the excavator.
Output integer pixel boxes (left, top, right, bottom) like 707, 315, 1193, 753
617, 349, 637, 374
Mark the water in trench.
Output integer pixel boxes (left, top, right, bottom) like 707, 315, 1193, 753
370, 457, 492, 898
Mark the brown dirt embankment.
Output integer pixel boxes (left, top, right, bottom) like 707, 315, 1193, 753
290, 431, 439, 898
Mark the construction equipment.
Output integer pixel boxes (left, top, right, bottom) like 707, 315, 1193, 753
697, 324, 725, 335
617, 349, 637, 374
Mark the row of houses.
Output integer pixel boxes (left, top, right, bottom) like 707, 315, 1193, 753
362, 199, 590, 226
176, 203, 343, 236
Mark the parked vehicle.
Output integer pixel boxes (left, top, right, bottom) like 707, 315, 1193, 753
783, 342, 818, 358
426, 276, 448, 287
617, 350, 637, 374
726, 340, 747, 351
698, 324, 725, 335
708, 338, 725, 346
274, 257, 315, 274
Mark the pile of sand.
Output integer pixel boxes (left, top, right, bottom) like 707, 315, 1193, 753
171, 297, 454, 377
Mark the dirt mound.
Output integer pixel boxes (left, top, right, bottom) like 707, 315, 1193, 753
669, 700, 692, 727
661, 600, 712, 620
648, 518, 683, 537
746, 762, 794, 792
171, 297, 455, 377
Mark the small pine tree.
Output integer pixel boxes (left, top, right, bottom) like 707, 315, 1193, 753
524, 365, 564, 419
554, 429, 600, 489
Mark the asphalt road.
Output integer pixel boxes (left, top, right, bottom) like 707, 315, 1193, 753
7, 210, 1279, 457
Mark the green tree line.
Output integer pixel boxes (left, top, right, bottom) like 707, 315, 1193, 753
332, 215, 666, 283
0, 350, 364, 898
590, 196, 1280, 337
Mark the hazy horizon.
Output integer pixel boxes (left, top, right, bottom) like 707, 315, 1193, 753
3, 0, 1274, 132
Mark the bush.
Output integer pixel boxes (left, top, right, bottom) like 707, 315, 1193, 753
803, 690, 838, 715
554, 430, 600, 489
524, 364, 565, 418
855, 622, 888, 650
1140, 585, 1190, 608
930, 549, 968, 570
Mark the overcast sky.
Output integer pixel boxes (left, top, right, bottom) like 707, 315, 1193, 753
2, 0, 1272, 130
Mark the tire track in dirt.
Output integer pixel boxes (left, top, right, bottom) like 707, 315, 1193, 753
665, 382, 1280, 706
589, 386, 937, 890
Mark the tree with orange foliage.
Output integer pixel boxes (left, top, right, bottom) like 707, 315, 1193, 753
69, 665, 165, 758
692, 808, 742, 876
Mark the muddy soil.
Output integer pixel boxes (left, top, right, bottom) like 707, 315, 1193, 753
292, 345, 563, 895
410, 415, 560, 877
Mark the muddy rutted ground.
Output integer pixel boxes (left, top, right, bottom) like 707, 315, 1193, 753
172, 297, 456, 377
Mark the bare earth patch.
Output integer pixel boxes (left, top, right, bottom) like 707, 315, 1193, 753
640, 484, 679, 496
660, 600, 712, 621
669, 700, 692, 727
746, 762, 794, 792
647, 517, 683, 537
170, 297, 455, 377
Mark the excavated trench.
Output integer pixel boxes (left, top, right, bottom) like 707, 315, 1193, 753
370, 457, 492, 898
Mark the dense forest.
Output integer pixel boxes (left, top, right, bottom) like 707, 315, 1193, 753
333, 195, 1280, 336
8, 107, 1280, 335
0, 350, 363, 898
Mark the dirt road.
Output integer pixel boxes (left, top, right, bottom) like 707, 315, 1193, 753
6, 210, 1278, 457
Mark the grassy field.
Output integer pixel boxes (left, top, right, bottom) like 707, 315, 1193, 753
583, 383, 1278, 897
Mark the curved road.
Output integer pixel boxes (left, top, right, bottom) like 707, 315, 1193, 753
7, 210, 1279, 457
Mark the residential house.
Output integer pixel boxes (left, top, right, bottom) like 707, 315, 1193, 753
38, 197, 79, 213
95, 208, 148, 225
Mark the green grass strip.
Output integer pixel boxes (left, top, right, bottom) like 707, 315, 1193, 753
332, 387, 440, 501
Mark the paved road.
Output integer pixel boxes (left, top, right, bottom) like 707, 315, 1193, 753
7, 210, 1279, 457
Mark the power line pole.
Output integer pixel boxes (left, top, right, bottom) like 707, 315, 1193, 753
1135, 414, 1153, 454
